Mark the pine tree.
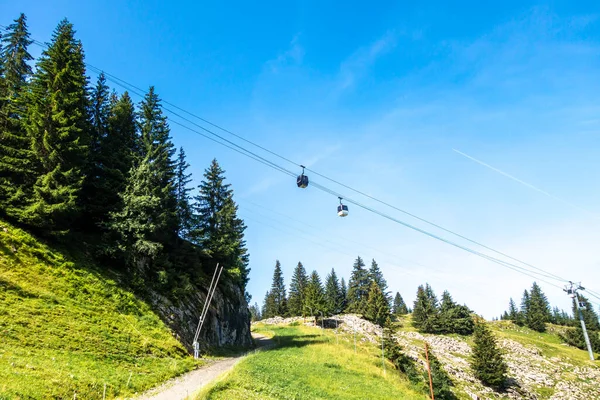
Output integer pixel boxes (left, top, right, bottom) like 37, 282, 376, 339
369, 259, 390, 304
340, 277, 348, 311
365, 280, 391, 326
24, 19, 90, 230
0, 14, 35, 222
346, 256, 370, 313
470, 319, 508, 389
288, 262, 308, 316
412, 284, 440, 333
393, 292, 409, 316
174, 147, 193, 239
81, 73, 112, 228
262, 290, 276, 319
324, 268, 342, 315
527, 282, 551, 332
516, 289, 530, 327
438, 290, 474, 335
304, 270, 325, 320
138, 86, 177, 243
508, 298, 518, 321
101, 91, 138, 209
191, 159, 249, 287
268, 260, 287, 316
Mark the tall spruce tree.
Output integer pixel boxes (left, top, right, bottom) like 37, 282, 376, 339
102, 91, 138, 208
527, 282, 551, 332
304, 270, 325, 320
0, 14, 35, 222
340, 277, 348, 311
81, 73, 111, 228
138, 86, 177, 243
369, 259, 390, 304
470, 319, 508, 389
365, 280, 391, 326
346, 256, 370, 313
268, 260, 287, 316
324, 268, 342, 315
412, 284, 440, 333
288, 262, 308, 316
191, 159, 249, 287
108, 88, 178, 269
24, 19, 90, 230
174, 147, 193, 239
517, 289, 530, 327
508, 298, 518, 321
393, 292, 409, 316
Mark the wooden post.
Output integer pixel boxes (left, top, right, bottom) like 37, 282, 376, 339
424, 342, 435, 400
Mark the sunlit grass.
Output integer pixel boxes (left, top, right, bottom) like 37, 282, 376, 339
0, 220, 199, 399
196, 324, 428, 400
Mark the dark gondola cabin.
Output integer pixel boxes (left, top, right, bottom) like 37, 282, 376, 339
337, 198, 349, 217
297, 174, 309, 188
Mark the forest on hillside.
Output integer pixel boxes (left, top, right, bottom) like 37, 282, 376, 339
254, 256, 600, 355
0, 14, 249, 299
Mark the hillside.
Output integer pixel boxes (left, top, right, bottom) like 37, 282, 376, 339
0, 219, 200, 399
197, 322, 429, 400
202, 316, 600, 400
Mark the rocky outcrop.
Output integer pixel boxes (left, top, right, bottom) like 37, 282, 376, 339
150, 282, 252, 352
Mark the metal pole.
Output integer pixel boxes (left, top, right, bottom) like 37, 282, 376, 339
196, 265, 223, 341
335, 317, 339, 345
425, 342, 435, 400
575, 292, 595, 361
193, 264, 219, 341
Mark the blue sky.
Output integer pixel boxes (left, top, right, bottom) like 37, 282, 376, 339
4, 1, 600, 317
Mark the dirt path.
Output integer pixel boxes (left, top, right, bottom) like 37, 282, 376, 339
135, 334, 274, 400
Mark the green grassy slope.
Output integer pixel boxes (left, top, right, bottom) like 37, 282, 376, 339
196, 323, 428, 400
0, 219, 198, 399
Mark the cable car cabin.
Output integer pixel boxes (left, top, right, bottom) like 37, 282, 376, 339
337, 204, 349, 217
297, 174, 309, 188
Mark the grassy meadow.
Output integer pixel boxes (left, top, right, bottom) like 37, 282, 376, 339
196, 323, 429, 400
0, 219, 199, 399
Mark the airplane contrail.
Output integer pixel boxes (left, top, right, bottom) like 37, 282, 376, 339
452, 148, 600, 219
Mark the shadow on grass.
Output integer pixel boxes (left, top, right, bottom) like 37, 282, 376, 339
0, 276, 37, 298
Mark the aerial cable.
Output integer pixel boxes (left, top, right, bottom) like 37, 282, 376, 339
13, 28, 571, 289
84, 64, 568, 283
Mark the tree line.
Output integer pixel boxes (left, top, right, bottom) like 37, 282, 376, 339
500, 282, 600, 352
0, 14, 249, 297
251, 256, 410, 326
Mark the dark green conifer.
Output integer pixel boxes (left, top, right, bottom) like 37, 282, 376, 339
346, 256, 370, 313
369, 259, 390, 304
340, 277, 347, 311
191, 159, 249, 287
470, 319, 508, 389
508, 298, 518, 321
412, 284, 440, 333
81, 73, 112, 228
0, 14, 35, 223
324, 268, 342, 315
25, 19, 90, 230
174, 147, 193, 239
393, 292, 409, 316
527, 282, 551, 332
365, 280, 391, 326
288, 262, 308, 316
268, 260, 287, 316
304, 270, 325, 320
